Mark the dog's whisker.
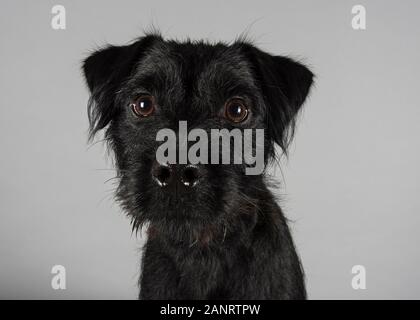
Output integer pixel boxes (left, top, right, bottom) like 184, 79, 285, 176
103, 176, 120, 184
86, 137, 113, 151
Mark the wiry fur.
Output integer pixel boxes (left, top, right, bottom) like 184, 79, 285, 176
83, 33, 314, 299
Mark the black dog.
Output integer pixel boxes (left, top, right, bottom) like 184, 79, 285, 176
83, 33, 313, 299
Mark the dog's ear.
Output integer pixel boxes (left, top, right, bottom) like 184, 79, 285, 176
82, 35, 160, 139
238, 43, 314, 155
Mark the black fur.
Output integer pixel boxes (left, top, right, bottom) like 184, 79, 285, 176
83, 33, 313, 299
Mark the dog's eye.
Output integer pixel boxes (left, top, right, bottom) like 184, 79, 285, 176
130, 95, 156, 117
224, 98, 249, 123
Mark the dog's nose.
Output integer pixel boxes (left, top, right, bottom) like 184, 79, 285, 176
152, 162, 201, 188
152, 162, 172, 187
180, 165, 201, 187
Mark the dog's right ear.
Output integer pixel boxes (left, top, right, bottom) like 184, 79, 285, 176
82, 35, 160, 139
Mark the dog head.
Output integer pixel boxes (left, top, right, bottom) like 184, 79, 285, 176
83, 34, 313, 242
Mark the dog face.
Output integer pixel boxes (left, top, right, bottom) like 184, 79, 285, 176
83, 34, 313, 240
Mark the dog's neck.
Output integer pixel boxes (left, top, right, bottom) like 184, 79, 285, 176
146, 202, 261, 249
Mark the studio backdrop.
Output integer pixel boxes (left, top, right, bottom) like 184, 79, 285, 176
0, 0, 419, 299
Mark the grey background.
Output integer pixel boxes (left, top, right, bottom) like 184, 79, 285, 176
1, 0, 419, 299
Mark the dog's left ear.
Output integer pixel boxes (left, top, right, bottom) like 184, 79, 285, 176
83, 35, 161, 139
238, 43, 314, 154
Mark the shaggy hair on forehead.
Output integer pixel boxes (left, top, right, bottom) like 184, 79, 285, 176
86, 33, 311, 154
83, 31, 314, 299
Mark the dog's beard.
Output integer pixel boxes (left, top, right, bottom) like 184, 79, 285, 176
115, 164, 261, 245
